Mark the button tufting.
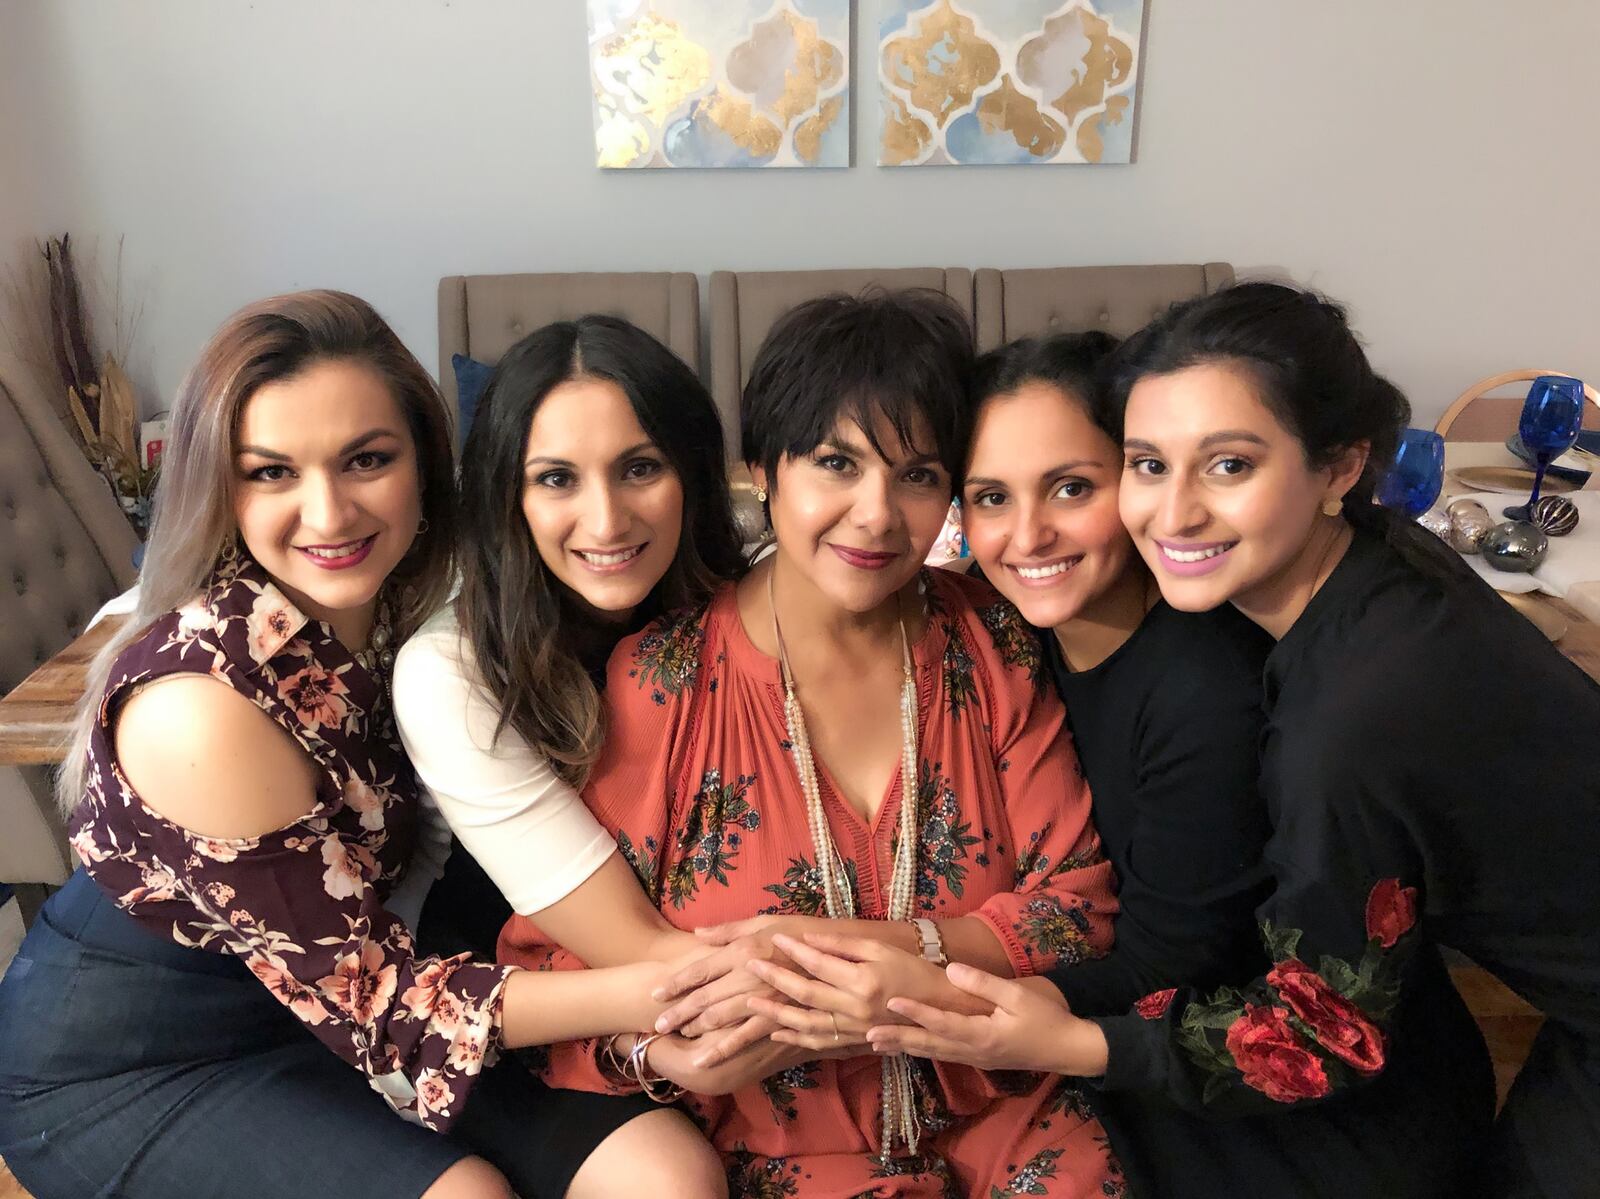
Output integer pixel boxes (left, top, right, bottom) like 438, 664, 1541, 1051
1047, 314, 1060, 328
2, 498, 14, 519
1098, 310, 1111, 323
13, 573, 25, 597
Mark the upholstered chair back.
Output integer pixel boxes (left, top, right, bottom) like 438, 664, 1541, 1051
437, 272, 701, 432
972, 263, 1236, 352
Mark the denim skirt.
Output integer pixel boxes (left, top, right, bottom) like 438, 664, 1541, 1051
0, 870, 655, 1199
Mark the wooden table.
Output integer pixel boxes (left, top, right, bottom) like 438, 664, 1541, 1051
0, 615, 127, 767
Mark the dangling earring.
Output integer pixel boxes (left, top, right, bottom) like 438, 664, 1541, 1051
1321, 497, 1343, 518
753, 484, 768, 503
417, 516, 431, 534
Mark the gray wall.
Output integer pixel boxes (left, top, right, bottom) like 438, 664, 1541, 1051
2, 0, 1597, 423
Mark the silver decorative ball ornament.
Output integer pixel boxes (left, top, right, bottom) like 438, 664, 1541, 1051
1417, 508, 1452, 542
1482, 521, 1550, 573
1445, 498, 1493, 554
1531, 495, 1580, 537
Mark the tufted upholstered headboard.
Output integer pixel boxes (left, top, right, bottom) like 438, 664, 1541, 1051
437, 272, 701, 436
0, 373, 139, 694
2, 370, 140, 894
972, 263, 1236, 353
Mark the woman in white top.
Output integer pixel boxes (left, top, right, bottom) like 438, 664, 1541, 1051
393, 316, 748, 1184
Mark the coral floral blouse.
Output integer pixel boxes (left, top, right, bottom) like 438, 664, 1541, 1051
69, 545, 512, 1131
502, 569, 1118, 1152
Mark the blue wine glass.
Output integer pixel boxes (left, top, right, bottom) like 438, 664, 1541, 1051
1504, 376, 1584, 520
1376, 427, 1445, 518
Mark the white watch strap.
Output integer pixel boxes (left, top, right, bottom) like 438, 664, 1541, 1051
911, 917, 947, 966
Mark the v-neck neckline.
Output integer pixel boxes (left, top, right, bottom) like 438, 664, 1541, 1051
712, 576, 950, 835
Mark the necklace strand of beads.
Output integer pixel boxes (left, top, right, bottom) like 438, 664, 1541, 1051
769, 569, 923, 1161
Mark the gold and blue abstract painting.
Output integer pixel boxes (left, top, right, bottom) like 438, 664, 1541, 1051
879, 0, 1146, 166
588, 0, 851, 168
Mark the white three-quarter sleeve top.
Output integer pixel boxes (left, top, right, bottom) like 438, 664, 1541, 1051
391, 606, 617, 916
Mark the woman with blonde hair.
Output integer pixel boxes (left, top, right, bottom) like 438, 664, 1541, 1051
0, 292, 721, 1198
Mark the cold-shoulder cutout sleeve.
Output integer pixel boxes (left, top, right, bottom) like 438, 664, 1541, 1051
82, 648, 514, 1132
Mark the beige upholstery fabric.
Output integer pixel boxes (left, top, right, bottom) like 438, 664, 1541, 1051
437, 272, 701, 432
0, 372, 138, 889
709, 268, 975, 464
972, 263, 1236, 352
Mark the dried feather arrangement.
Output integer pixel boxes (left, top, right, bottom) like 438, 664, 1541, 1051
3, 235, 155, 535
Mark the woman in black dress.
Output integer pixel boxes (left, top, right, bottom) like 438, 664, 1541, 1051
866, 283, 1599, 1198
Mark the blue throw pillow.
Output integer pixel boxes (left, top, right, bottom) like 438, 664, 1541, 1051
451, 353, 495, 441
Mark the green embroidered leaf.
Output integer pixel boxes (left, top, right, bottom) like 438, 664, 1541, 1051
1261, 920, 1303, 963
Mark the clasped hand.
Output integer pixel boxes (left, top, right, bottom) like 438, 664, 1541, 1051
652, 916, 972, 1068
640, 919, 1107, 1084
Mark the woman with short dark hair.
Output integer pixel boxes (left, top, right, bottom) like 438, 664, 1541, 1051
501, 290, 1129, 1196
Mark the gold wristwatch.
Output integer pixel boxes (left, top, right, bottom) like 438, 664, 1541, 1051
911, 917, 948, 966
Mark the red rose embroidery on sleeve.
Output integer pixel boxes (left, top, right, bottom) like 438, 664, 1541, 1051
1364, 878, 1419, 948
1223, 1003, 1331, 1102
1267, 959, 1386, 1075
1135, 988, 1177, 1020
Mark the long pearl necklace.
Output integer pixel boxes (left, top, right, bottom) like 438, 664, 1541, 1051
768, 569, 923, 1160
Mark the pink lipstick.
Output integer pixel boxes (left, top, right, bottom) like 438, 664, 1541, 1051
1153, 538, 1238, 577
295, 536, 376, 571
830, 544, 899, 571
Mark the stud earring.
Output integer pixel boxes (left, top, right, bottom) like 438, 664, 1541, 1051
753, 484, 768, 503
1322, 498, 1343, 517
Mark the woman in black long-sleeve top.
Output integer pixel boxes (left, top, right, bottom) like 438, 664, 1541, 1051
732, 332, 1317, 1194
865, 283, 1598, 1198
946, 331, 1491, 1198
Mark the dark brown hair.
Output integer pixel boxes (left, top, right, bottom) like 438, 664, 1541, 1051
453, 315, 744, 785
740, 288, 975, 487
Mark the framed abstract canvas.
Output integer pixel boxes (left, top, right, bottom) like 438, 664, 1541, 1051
879, 0, 1147, 166
588, 0, 851, 169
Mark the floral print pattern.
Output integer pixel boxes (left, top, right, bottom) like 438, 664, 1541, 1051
901, 760, 982, 908
666, 769, 762, 908
1134, 988, 1177, 1020
760, 1061, 821, 1123
1173, 878, 1415, 1106
759, 853, 857, 917
628, 603, 706, 703
1012, 893, 1097, 972
503, 568, 1121, 1196
979, 598, 1042, 682
68, 544, 512, 1131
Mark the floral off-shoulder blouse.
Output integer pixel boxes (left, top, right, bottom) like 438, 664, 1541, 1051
68, 544, 513, 1131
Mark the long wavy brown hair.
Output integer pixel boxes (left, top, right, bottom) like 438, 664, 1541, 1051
453, 315, 744, 787
58, 290, 457, 810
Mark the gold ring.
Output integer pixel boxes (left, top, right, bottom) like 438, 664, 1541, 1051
829, 1013, 840, 1043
